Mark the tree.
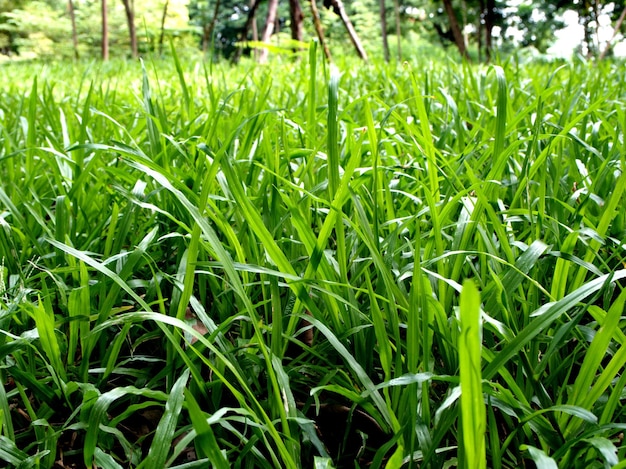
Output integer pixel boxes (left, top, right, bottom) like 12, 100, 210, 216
102, 0, 109, 59
120, 0, 138, 57
258, 0, 278, 62
441, 0, 469, 59
508, 2, 566, 53
310, 0, 332, 60
392, 0, 401, 59
483, 0, 495, 61
379, 0, 389, 61
201, 0, 221, 52
288, 0, 303, 42
599, 4, 626, 60
158, 0, 169, 55
68, 0, 78, 58
0, 0, 26, 55
566, 0, 626, 57
231, 0, 260, 62
326, 0, 369, 60
428, 0, 505, 61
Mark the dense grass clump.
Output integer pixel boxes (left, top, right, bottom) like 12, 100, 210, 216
0, 51, 625, 468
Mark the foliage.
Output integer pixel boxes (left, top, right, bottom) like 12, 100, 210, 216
0, 50, 625, 467
0, 0, 192, 59
507, 1, 567, 53
2, 0, 626, 61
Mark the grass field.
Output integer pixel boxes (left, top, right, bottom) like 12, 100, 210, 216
0, 49, 625, 468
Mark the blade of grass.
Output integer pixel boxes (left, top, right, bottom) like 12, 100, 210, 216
483, 269, 626, 381
184, 390, 229, 468
458, 280, 486, 469
139, 370, 190, 468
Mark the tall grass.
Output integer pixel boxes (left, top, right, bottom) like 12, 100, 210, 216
0, 52, 625, 468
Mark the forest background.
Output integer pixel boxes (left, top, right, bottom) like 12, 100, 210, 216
1, 0, 626, 63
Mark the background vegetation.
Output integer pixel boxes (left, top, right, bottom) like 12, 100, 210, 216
1, 0, 626, 62
0, 42, 625, 467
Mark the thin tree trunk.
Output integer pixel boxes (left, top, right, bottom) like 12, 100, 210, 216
461, 0, 468, 52
393, 0, 401, 60
593, 0, 601, 55
379, 0, 389, 61
485, 0, 494, 62
258, 0, 279, 63
477, 0, 483, 62
232, 0, 262, 63
441, 0, 469, 60
289, 0, 304, 42
310, 0, 332, 61
599, 5, 626, 60
202, 0, 221, 52
326, 0, 368, 61
579, 0, 595, 57
68, 0, 79, 59
101, 0, 109, 60
158, 0, 169, 55
121, 0, 138, 58
251, 0, 258, 55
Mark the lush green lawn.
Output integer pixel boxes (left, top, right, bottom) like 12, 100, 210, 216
0, 50, 625, 468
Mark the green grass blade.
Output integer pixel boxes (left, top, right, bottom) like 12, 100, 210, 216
483, 269, 626, 380
28, 297, 67, 382
139, 370, 190, 468
488, 65, 507, 179
458, 280, 486, 469
0, 435, 30, 466
83, 386, 170, 467
184, 389, 229, 469
564, 284, 626, 435
520, 445, 558, 469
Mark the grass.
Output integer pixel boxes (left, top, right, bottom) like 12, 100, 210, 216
0, 49, 625, 468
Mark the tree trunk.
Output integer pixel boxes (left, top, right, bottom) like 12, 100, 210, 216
289, 0, 304, 42
310, 0, 332, 61
158, 0, 169, 55
232, 0, 262, 63
326, 0, 368, 61
441, 0, 469, 60
477, 0, 484, 62
484, 0, 495, 62
593, 0, 601, 56
251, 0, 259, 58
393, 0, 401, 60
379, 0, 389, 61
461, 0, 468, 52
202, 0, 221, 52
578, 0, 596, 57
258, 0, 279, 62
68, 0, 79, 59
101, 0, 109, 60
121, 0, 138, 58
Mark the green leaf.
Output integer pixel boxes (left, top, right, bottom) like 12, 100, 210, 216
139, 370, 190, 469
83, 386, 169, 467
94, 448, 124, 469
184, 390, 229, 469
313, 456, 335, 469
28, 298, 66, 382
0, 435, 30, 465
582, 437, 618, 466
484, 270, 626, 380
564, 283, 626, 436
459, 280, 486, 469
520, 445, 557, 469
